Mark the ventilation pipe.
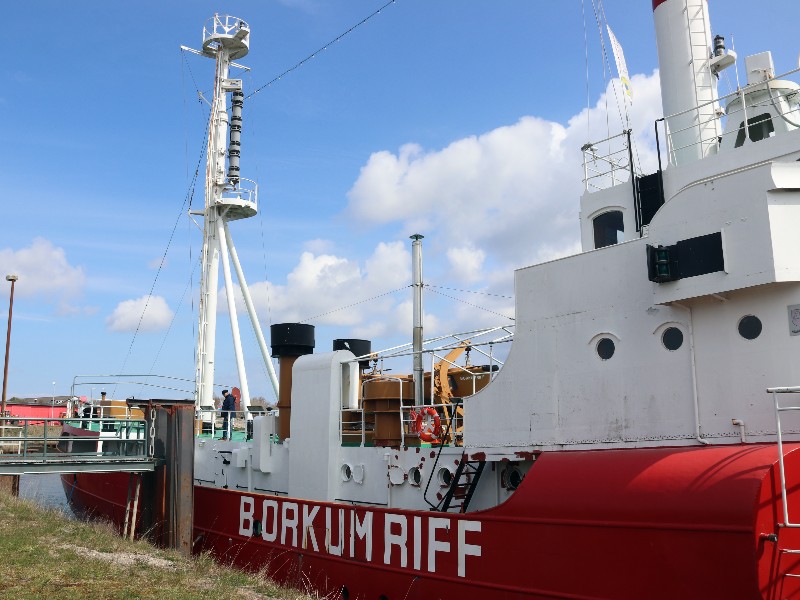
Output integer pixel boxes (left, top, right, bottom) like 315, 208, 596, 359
270, 323, 314, 441
410, 234, 425, 406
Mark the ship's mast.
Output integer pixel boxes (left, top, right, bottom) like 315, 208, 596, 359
190, 15, 279, 413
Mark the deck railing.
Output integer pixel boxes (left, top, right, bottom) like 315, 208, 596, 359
770, 386, 800, 528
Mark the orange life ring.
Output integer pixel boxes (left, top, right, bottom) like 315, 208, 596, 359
414, 407, 442, 443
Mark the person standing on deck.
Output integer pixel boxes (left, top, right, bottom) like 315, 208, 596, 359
220, 389, 236, 439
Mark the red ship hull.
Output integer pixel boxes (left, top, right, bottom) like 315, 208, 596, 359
61, 437, 800, 599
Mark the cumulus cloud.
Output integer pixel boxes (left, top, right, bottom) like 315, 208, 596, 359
0, 238, 86, 309
446, 245, 486, 284
347, 71, 663, 278
234, 241, 413, 337
220, 73, 663, 345
106, 295, 174, 332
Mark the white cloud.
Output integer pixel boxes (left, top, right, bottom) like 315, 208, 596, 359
446, 245, 486, 284
233, 241, 412, 337
219, 72, 663, 345
347, 71, 663, 277
0, 238, 86, 310
106, 295, 174, 332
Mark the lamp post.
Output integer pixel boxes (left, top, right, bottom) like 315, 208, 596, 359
52, 381, 56, 418
1, 274, 19, 422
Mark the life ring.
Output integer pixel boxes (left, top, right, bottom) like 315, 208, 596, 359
414, 407, 442, 443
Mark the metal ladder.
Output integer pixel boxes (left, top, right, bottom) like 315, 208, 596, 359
683, 0, 718, 155
440, 456, 486, 513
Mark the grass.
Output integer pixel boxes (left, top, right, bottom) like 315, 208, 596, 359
0, 488, 318, 600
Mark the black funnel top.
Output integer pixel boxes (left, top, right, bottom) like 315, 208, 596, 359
270, 323, 315, 357
333, 338, 372, 369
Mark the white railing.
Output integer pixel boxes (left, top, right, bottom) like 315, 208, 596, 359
203, 15, 250, 43
770, 386, 800, 528
663, 65, 800, 166
581, 130, 639, 192
220, 176, 258, 207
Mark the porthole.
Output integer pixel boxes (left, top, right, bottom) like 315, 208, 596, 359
340, 586, 349, 600
437, 467, 453, 488
596, 337, 615, 360
408, 466, 422, 487
507, 467, 524, 491
340, 464, 352, 482
661, 327, 684, 351
738, 315, 762, 340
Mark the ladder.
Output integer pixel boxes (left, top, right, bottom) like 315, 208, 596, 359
683, 0, 719, 156
440, 456, 486, 513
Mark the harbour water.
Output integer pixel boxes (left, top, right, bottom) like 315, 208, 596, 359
19, 473, 73, 515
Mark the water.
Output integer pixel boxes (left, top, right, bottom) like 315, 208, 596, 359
19, 473, 74, 516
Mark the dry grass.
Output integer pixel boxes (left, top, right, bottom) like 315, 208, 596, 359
0, 489, 319, 600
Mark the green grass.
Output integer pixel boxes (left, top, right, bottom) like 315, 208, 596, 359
0, 489, 318, 600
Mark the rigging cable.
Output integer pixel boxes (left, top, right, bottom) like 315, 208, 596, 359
596, 0, 645, 175
245, 0, 397, 101
426, 287, 515, 321
113, 115, 210, 395
426, 284, 512, 300
299, 286, 409, 324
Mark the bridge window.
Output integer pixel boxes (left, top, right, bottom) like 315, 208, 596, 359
734, 113, 775, 148
593, 210, 624, 249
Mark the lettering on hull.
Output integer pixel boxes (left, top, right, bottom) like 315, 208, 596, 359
239, 496, 481, 578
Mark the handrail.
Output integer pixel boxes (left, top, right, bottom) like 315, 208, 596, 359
770, 386, 800, 528
0, 417, 148, 463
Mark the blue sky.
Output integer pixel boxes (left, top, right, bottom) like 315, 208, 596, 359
1, 0, 798, 401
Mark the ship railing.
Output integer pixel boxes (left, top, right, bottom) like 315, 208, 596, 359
661, 65, 800, 166
0, 417, 148, 462
220, 177, 258, 207
360, 324, 514, 372
203, 14, 250, 43
195, 406, 267, 440
770, 386, 800, 527
581, 130, 641, 192
340, 400, 465, 448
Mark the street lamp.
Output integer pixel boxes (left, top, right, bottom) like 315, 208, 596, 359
1, 275, 19, 423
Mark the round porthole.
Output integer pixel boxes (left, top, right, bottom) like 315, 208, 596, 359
507, 467, 524, 491
662, 327, 684, 351
738, 315, 762, 340
408, 466, 422, 487
341, 464, 352, 482
437, 467, 453, 488
596, 337, 615, 360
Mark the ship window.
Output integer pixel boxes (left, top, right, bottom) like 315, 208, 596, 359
734, 113, 775, 148
738, 315, 762, 340
341, 464, 352, 482
438, 467, 453, 488
596, 337, 615, 360
408, 466, 422, 486
593, 210, 624, 249
507, 467, 524, 490
662, 327, 684, 351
